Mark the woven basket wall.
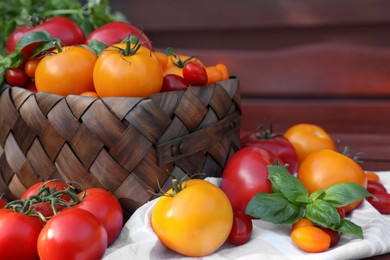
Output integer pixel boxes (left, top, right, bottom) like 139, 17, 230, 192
0, 77, 241, 218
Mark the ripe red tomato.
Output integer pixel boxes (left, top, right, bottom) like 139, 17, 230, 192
74, 188, 123, 246
221, 146, 284, 212
182, 61, 208, 86
86, 21, 153, 50
366, 180, 387, 194
5, 68, 28, 86
0, 198, 7, 208
161, 74, 190, 92
366, 191, 390, 214
6, 16, 85, 60
0, 212, 43, 260
37, 208, 107, 260
319, 227, 340, 248
228, 211, 253, 246
241, 128, 298, 174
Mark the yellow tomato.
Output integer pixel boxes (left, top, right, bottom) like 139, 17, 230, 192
163, 54, 202, 77
151, 179, 233, 257
93, 43, 163, 97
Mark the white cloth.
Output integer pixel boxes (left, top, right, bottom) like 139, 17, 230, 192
103, 172, 390, 260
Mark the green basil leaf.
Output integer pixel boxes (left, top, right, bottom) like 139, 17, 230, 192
306, 200, 341, 230
267, 165, 308, 204
246, 192, 303, 224
309, 190, 325, 201
322, 182, 372, 207
15, 30, 56, 53
336, 219, 363, 239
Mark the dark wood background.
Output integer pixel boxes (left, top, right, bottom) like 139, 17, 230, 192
110, 0, 390, 171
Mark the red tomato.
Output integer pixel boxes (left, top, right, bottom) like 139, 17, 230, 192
6, 16, 85, 60
319, 227, 341, 248
0, 198, 6, 208
221, 146, 284, 212
336, 207, 346, 219
86, 21, 153, 50
74, 188, 123, 246
161, 74, 190, 92
0, 212, 43, 260
182, 61, 208, 86
37, 208, 107, 260
366, 191, 390, 214
366, 180, 387, 194
228, 211, 253, 246
5, 68, 28, 86
241, 128, 298, 174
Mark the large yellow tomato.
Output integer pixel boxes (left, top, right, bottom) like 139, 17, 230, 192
35, 46, 97, 96
93, 43, 163, 97
151, 179, 233, 257
297, 149, 367, 213
284, 123, 336, 165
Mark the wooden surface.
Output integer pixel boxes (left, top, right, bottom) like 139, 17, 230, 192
111, 0, 390, 171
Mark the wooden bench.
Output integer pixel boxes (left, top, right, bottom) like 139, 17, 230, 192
111, 0, 390, 171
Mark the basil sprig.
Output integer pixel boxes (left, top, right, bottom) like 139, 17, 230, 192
246, 165, 372, 239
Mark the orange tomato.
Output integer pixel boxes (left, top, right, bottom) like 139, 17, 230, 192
80, 91, 99, 98
284, 123, 336, 165
93, 43, 163, 97
216, 64, 230, 81
206, 66, 222, 84
297, 149, 367, 213
291, 226, 331, 253
365, 171, 380, 182
35, 46, 97, 96
154, 51, 168, 70
24, 58, 40, 78
292, 218, 314, 230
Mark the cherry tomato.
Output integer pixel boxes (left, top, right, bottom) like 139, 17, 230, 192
24, 58, 40, 78
93, 42, 163, 97
182, 61, 208, 86
292, 218, 314, 230
0, 198, 6, 208
7, 16, 85, 61
74, 188, 123, 246
297, 149, 367, 213
284, 123, 336, 165
319, 227, 341, 248
241, 127, 298, 174
25, 79, 37, 92
291, 226, 331, 253
206, 65, 222, 84
151, 179, 233, 257
37, 208, 107, 260
163, 54, 202, 77
161, 74, 190, 92
366, 191, 390, 214
35, 46, 97, 96
5, 68, 28, 86
86, 21, 153, 50
366, 180, 387, 194
365, 172, 380, 182
228, 211, 253, 246
221, 146, 284, 213
216, 63, 230, 81
0, 212, 43, 260
336, 207, 346, 219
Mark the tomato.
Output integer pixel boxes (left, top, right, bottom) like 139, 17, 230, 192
292, 218, 314, 230
7, 16, 85, 60
336, 207, 346, 219
5, 67, 28, 86
163, 54, 201, 77
284, 123, 336, 165
25, 79, 37, 92
35, 46, 97, 96
161, 74, 190, 92
216, 63, 230, 81
154, 51, 168, 70
206, 65, 222, 84
24, 58, 40, 78
80, 91, 100, 98
74, 188, 123, 246
0, 212, 43, 260
37, 207, 107, 260
0, 198, 6, 208
319, 227, 340, 248
228, 211, 253, 246
291, 226, 331, 253
86, 21, 153, 50
366, 180, 387, 194
182, 61, 208, 86
93, 42, 163, 97
365, 172, 380, 182
151, 179, 233, 257
366, 191, 390, 214
221, 146, 284, 212
297, 149, 367, 213
241, 127, 298, 174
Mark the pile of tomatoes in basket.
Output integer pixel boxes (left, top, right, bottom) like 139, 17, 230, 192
3, 16, 230, 98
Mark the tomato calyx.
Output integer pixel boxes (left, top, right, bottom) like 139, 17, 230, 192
27, 16, 47, 28
110, 33, 146, 58
341, 146, 364, 163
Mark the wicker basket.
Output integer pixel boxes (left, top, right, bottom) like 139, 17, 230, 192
0, 77, 241, 218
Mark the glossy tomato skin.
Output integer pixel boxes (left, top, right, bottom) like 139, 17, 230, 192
366, 180, 387, 194
291, 226, 331, 253
0, 212, 43, 260
6, 17, 85, 60
151, 179, 233, 257
93, 43, 163, 97
37, 207, 107, 260
5, 68, 28, 86
297, 149, 367, 213
241, 132, 298, 174
182, 61, 208, 86
228, 211, 253, 246
87, 21, 153, 50
221, 146, 284, 213
161, 74, 190, 92
74, 188, 123, 246
366, 191, 390, 214
35, 46, 97, 96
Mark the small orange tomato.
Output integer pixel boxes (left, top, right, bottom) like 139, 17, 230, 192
216, 63, 230, 81
292, 218, 314, 230
24, 58, 40, 78
80, 91, 99, 98
365, 172, 380, 182
284, 123, 336, 165
291, 226, 331, 253
206, 66, 222, 84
